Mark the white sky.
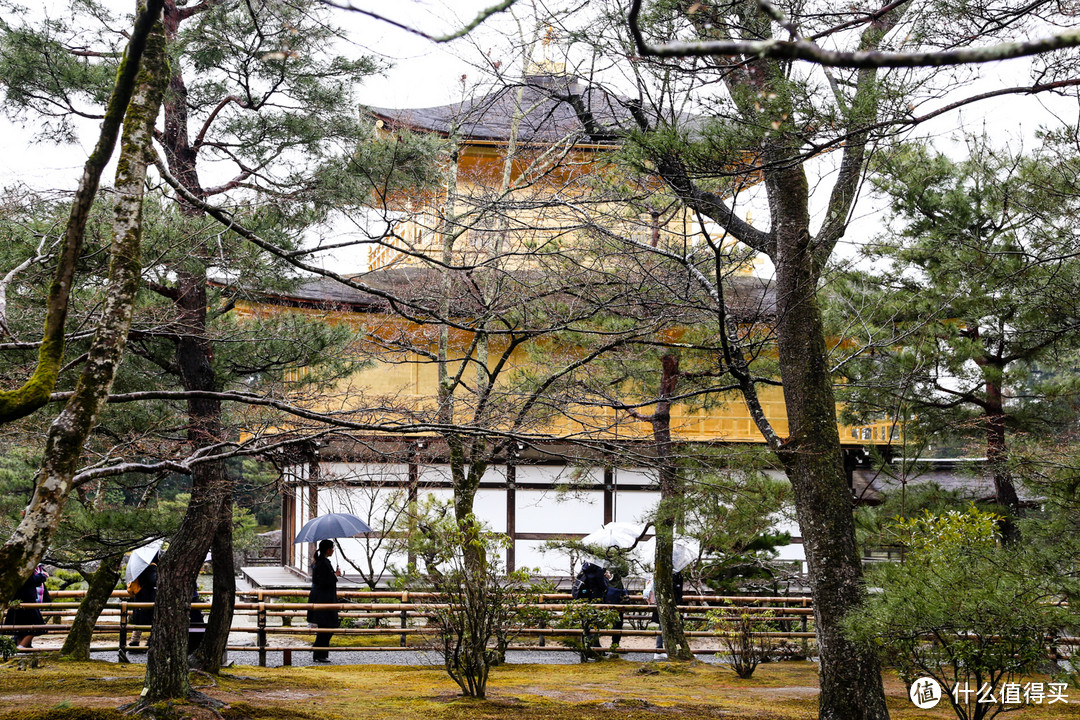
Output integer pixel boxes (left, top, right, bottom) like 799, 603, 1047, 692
0, 1, 492, 190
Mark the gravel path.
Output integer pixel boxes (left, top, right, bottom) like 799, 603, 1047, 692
88, 643, 712, 669
88, 647, 690, 668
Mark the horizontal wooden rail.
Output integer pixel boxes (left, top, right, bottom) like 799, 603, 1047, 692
3, 589, 826, 666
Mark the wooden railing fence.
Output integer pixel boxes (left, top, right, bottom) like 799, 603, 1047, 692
1, 590, 817, 666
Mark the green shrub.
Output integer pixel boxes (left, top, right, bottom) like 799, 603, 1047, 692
415, 516, 548, 698
845, 507, 1068, 720
555, 599, 620, 662
706, 604, 776, 678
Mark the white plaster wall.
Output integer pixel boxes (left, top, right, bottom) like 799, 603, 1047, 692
612, 492, 658, 525
515, 488, 604, 533
286, 462, 806, 578
611, 468, 657, 487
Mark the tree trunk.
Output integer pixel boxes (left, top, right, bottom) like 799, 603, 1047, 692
143, 480, 221, 700
772, 220, 889, 720
984, 371, 1021, 541
142, 1, 234, 700
651, 354, 692, 660
143, 270, 229, 701
193, 496, 235, 672
0, 0, 167, 604
61, 554, 124, 660
0, 7, 166, 602
630, 0, 898, 709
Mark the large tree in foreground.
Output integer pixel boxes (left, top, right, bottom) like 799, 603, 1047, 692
133, 0, 378, 699
546, 1, 1080, 717
555, 2, 903, 714
0, 0, 167, 605
1, 0, 387, 700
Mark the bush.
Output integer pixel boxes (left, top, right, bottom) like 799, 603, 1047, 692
420, 517, 546, 698
46, 568, 86, 592
706, 604, 776, 678
555, 599, 620, 662
845, 507, 1068, 720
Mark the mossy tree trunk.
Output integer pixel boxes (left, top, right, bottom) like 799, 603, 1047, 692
141, 0, 235, 699
142, 269, 229, 701
0, 0, 166, 605
613, 0, 905, 714
649, 354, 692, 660
767, 191, 889, 719
61, 554, 124, 660
192, 496, 235, 672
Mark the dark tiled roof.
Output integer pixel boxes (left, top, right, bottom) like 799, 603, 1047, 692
853, 462, 1039, 505
252, 270, 776, 323
366, 74, 632, 144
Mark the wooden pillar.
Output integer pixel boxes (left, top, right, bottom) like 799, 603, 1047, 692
306, 447, 319, 571
506, 463, 517, 572
407, 446, 419, 569
281, 483, 296, 568
603, 466, 614, 525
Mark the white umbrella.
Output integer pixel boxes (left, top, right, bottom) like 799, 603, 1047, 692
124, 539, 164, 584
638, 536, 701, 572
580, 521, 644, 549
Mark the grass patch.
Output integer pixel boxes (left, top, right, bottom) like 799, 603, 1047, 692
0, 658, 1078, 720
0, 710, 125, 720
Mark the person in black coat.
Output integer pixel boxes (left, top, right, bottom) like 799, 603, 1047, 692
306, 539, 341, 662
6, 565, 50, 648
188, 588, 206, 652
604, 568, 629, 651
578, 562, 608, 600
130, 553, 158, 647
575, 561, 609, 657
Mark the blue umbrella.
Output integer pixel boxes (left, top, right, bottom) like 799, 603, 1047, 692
292, 513, 372, 544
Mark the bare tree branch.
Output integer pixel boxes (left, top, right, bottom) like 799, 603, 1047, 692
627, 0, 1080, 68
318, 0, 518, 43
0, 234, 56, 337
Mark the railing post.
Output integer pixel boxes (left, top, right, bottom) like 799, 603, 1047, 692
801, 597, 810, 656
118, 601, 128, 663
257, 602, 267, 667
400, 591, 408, 648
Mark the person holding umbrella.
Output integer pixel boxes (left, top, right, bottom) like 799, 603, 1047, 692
6, 564, 50, 649
307, 539, 341, 663
128, 550, 159, 648
292, 512, 370, 663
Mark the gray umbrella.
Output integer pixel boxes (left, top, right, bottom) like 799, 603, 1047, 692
292, 512, 372, 543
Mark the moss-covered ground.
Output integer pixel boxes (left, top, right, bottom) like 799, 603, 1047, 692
0, 658, 1078, 720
